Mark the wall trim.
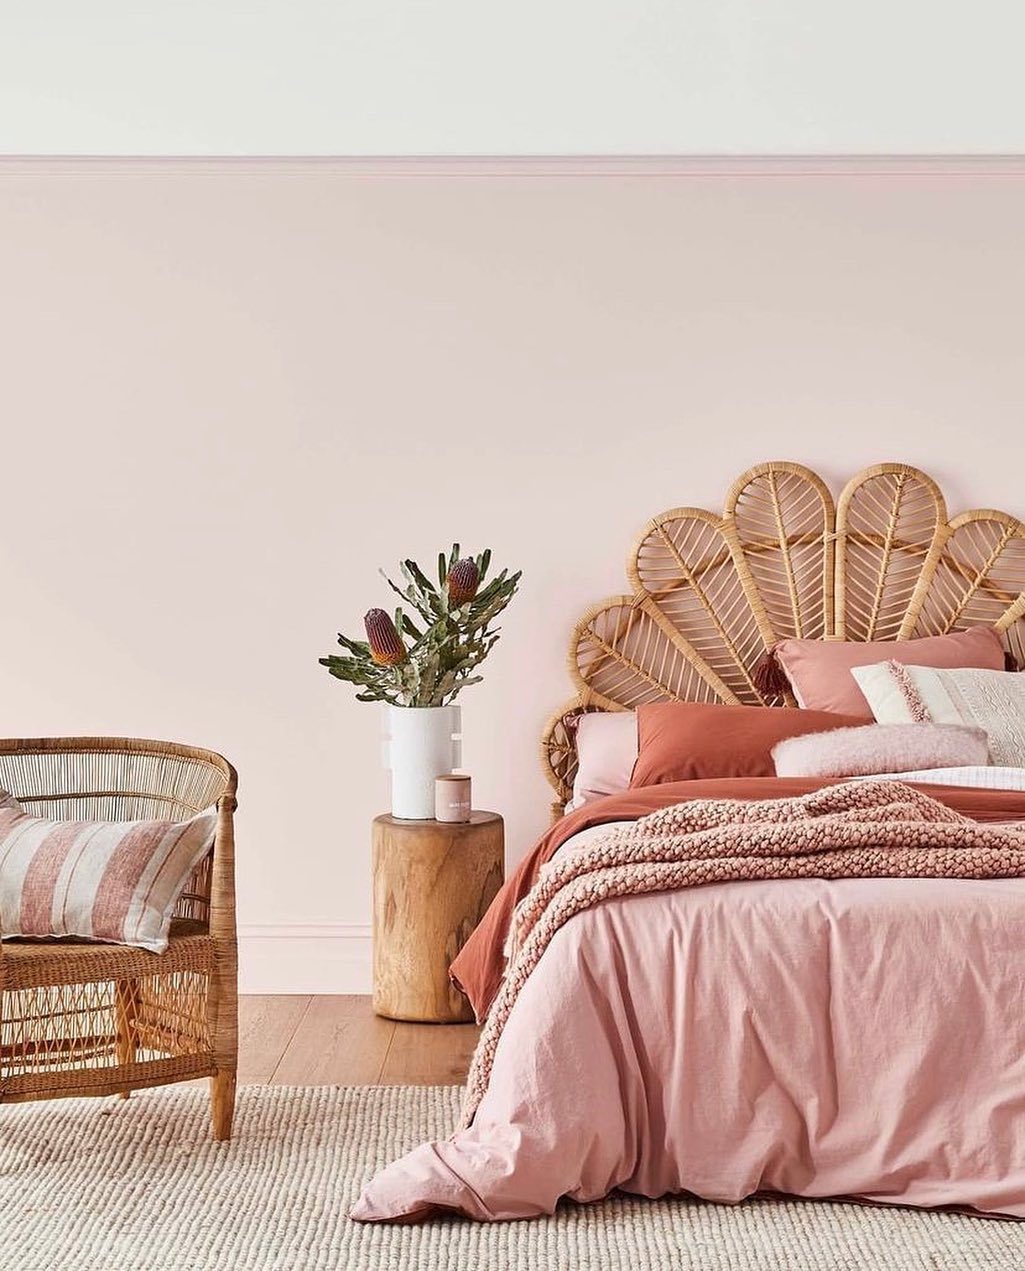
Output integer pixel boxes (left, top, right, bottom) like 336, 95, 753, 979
239, 923, 372, 995
3, 155, 1025, 177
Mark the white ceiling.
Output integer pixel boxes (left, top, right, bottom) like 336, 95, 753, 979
3, 1, 1025, 155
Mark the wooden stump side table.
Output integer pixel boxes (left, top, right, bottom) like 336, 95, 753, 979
372, 811, 504, 1023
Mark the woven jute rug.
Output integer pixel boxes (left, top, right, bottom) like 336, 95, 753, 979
2, 1085, 1024, 1271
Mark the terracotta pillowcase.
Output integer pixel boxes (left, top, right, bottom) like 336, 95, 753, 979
763, 625, 1007, 717
630, 701, 866, 788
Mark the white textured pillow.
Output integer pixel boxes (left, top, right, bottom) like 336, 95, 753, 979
852, 661, 1025, 766
568, 711, 638, 810
771, 722, 990, 779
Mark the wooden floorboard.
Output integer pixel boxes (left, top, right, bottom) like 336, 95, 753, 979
380, 1020, 480, 1085
268, 996, 397, 1086
238, 995, 311, 1084
239, 995, 478, 1086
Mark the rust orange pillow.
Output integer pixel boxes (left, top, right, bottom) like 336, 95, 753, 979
630, 702, 866, 787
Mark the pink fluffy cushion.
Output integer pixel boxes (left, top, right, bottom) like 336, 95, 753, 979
771, 722, 990, 779
769, 626, 1007, 717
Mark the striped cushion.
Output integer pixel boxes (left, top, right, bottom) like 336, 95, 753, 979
0, 791, 216, 953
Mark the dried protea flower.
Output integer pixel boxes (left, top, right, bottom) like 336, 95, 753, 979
447, 558, 480, 605
364, 609, 406, 666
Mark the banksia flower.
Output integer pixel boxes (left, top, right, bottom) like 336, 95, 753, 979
322, 546, 518, 706
364, 608, 406, 666
447, 558, 480, 605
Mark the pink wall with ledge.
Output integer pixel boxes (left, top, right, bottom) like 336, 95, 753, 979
1, 161, 1023, 989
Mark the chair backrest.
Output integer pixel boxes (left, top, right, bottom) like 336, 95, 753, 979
0, 737, 235, 823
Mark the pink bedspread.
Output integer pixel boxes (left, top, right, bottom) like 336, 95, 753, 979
353, 870, 1025, 1222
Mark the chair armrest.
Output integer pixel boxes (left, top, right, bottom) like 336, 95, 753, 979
209, 791, 237, 943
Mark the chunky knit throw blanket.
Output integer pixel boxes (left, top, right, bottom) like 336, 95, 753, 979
460, 780, 1025, 1127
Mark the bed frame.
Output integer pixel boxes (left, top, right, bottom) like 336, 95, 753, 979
541, 461, 1025, 822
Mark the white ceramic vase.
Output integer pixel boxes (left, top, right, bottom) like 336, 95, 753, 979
383, 704, 462, 819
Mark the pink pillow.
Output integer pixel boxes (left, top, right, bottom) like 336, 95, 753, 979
771, 722, 990, 779
764, 626, 1007, 717
569, 710, 638, 808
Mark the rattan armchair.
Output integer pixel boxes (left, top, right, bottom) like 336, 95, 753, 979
0, 737, 238, 1139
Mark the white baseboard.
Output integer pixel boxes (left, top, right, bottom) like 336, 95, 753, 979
239, 924, 372, 994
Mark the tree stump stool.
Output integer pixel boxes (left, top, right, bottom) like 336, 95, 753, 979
371, 811, 504, 1022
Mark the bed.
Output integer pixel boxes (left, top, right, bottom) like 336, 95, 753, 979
353, 461, 1025, 1224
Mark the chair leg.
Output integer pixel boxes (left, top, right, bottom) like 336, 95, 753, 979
210, 1068, 236, 1141
114, 979, 140, 1099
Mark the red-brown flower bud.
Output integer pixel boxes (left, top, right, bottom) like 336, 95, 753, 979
447, 558, 480, 605
364, 608, 406, 666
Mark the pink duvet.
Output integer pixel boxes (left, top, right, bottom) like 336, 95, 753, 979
353, 870, 1025, 1222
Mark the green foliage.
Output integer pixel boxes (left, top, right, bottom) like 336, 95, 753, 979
319, 544, 521, 707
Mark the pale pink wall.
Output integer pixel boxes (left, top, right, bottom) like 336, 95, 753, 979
1, 163, 1023, 988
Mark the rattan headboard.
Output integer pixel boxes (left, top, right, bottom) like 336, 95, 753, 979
541, 461, 1025, 820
